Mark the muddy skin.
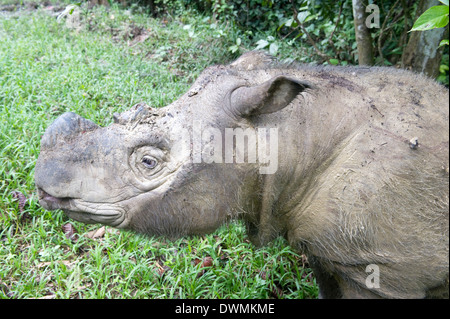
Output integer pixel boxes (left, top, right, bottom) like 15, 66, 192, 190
35, 51, 449, 298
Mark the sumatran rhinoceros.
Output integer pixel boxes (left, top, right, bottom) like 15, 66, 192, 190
35, 51, 449, 299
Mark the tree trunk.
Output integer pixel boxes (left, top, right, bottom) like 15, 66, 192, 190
401, 0, 448, 78
352, 0, 374, 66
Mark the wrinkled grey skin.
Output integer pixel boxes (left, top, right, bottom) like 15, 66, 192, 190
35, 52, 449, 298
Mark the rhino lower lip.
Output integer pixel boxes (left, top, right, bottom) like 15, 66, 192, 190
37, 188, 125, 226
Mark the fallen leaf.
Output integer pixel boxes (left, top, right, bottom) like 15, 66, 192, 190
193, 258, 201, 266
85, 226, 106, 239
11, 191, 27, 212
193, 256, 213, 268
129, 33, 150, 46
200, 256, 213, 268
154, 261, 171, 276
36, 261, 52, 268
195, 256, 214, 278
62, 223, 78, 242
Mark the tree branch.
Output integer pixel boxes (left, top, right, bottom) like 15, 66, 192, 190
327, 1, 344, 48
378, 0, 401, 62
290, 0, 331, 62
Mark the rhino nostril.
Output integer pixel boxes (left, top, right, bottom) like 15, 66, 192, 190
37, 187, 74, 209
37, 187, 58, 202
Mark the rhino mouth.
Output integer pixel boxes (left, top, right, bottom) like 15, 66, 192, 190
37, 188, 126, 227
37, 188, 74, 211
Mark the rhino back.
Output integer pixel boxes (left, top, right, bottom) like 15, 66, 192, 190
237, 64, 448, 298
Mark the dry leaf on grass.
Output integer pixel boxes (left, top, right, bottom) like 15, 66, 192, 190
200, 256, 213, 268
193, 256, 214, 268
129, 32, 150, 46
193, 256, 214, 278
85, 226, 106, 239
154, 261, 171, 276
62, 223, 78, 242
11, 190, 27, 212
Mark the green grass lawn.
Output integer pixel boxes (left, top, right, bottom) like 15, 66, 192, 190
0, 0, 318, 299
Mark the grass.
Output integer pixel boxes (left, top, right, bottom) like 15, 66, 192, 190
0, 0, 318, 299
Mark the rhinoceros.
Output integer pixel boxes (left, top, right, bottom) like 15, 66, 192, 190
35, 51, 449, 298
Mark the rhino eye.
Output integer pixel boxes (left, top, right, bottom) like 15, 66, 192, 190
142, 156, 158, 169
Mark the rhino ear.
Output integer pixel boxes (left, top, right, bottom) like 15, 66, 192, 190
229, 76, 310, 118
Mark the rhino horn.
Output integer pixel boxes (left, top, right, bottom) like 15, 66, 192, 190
40, 112, 99, 149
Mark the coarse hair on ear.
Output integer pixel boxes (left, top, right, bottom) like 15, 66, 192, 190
229, 75, 311, 118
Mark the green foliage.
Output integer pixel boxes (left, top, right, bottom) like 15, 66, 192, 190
409, 1, 449, 84
437, 53, 450, 85
120, 0, 448, 79
411, 5, 449, 31
411, 1, 449, 52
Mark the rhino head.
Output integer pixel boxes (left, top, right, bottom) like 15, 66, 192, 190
35, 52, 310, 239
